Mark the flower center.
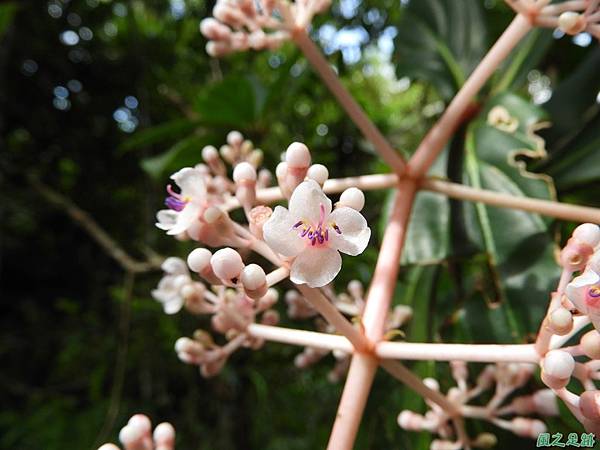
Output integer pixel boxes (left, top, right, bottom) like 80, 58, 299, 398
291, 203, 342, 247
165, 185, 190, 212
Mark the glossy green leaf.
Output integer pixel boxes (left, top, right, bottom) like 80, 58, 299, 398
140, 134, 212, 179
0, 3, 17, 41
118, 118, 200, 153
393, 0, 487, 99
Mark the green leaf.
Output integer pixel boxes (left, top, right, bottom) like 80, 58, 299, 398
0, 3, 17, 41
140, 134, 212, 179
118, 118, 200, 153
393, 0, 487, 99
194, 76, 260, 127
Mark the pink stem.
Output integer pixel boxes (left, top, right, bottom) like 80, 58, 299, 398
296, 284, 369, 352
292, 30, 406, 175
246, 323, 354, 352
422, 178, 600, 223
265, 267, 290, 286
327, 180, 417, 449
407, 14, 532, 179
376, 342, 539, 363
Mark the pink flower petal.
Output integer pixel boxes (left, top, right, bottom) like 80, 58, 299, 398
288, 180, 332, 224
171, 167, 207, 199
263, 206, 306, 257
290, 246, 341, 288
328, 207, 371, 256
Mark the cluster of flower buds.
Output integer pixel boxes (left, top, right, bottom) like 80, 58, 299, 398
199, 0, 332, 56
152, 133, 372, 377
397, 361, 558, 447
290, 281, 412, 382
506, 0, 600, 41
98, 414, 175, 450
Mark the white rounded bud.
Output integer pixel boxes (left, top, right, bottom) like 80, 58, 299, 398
573, 223, 600, 248
210, 248, 244, 281
98, 445, 120, 450
347, 280, 363, 299
175, 337, 192, 354
187, 248, 212, 272
543, 350, 575, 379
203, 206, 223, 223
581, 330, 600, 359
533, 389, 559, 416
257, 168, 272, 187
580, 390, 600, 420
339, 187, 365, 211
153, 422, 175, 445
233, 162, 257, 183
201, 145, 219, 162
241, 264, 266, 290
423, 377, 439, 391
275, 162, 287, 180
397, 410, 424, 431
307, 164, 329, 185
512, 417, 546, 439
227, 130, 243, 147
548, 307, 573, 335
558, 11, 585, 34
119, 424, 143, 445
285, 142, 311, 168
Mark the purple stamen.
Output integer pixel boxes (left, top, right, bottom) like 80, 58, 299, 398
333, 224, 342, 235
165, 196, 187, 212
293, 221, 303, 229
325, 229, 329, 241
301, 227, 310, 237
311, 237, 317, 246
589, 287, 600, 298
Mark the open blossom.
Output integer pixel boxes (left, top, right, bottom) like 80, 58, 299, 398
566, 269, 600, 332
263, 180, 370, 288
152, 257, 193, 314
156, 168, 208, 236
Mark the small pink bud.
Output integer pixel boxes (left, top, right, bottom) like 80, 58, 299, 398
511, 417, 546, 439
227, 130, 244, 147
257, 288, 279, 310
423, 377, 439, 391
580, 390, 600, 420
153, 422, 175, 449
558, 11, 586, 35
561, 237, 594, 271
98, 445, 120, 450
203, 206, 223, 224
472, 433, 497, 448
248, 205, 272, 239
306, 164, 329, 186
285, 142, 311, 168
397, 410, 425, 431
248, 149, 263, 167
573, 224, 600, 248
211, 248, 244, 282
233, 162, 257, 183
533, 389, 559, 416
187, 248, 212, 273
241, 264, 267, 299
347, 280, 363, 299
201, 145, 226, 175
257, 168, 272, 188
220, 144, 237, 164
548, 307, 573, 335
450, 360, 468, 382
581, 330, 600, 359
476, 364, 496, 389
339, 187, 365, 211
542, 350, 574, 388
275, 162, 287, 180
261, 309, 280, 326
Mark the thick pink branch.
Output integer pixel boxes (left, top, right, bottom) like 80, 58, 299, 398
408, 14, 532, 178
292, 30, 406, 174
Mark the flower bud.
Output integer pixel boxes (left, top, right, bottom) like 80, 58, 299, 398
450, 360, 468, 383
581, 330, 600, 359
261, 309, 280, 326
541, 350, 575, 388
347, 280, 364, 300
227, 130, 244, 148
201, 145, 226, 175
307, 164, 329, 186
257, 288, 279, 310
558, 11, 586, 35
423, 377, 439, 391
339, 187, 365, 211
248, 149, 263, 167
187, 248, 212, 272
241, 264, 268, 300
476, 364, 496, 390
580, 390, 600, 420
220, 144, 237, 164
233, 162, 257, 210
285, 142, 311, 168
561, 237, 594, 271
574, 224, 600, 247
257, 168, 272, 188
430, 440, 461, 450
533, 389, 560, 416
248, 205, 272, 239
98, 445, 120, 450
511, 417, 546, 439
548, 307, 573, 335
154, 422, 176, 449
210, 248, 244, 282
275, 162, 287, 181
233, 162, 257, 183
472, 433, 497, 448
397, 410, 425, 431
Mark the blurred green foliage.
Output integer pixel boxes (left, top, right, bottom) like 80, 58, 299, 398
1, 0, 599, 449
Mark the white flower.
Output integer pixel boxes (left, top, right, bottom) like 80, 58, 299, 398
565, 269, 600, 332
155, 168, 207, 236
152, 257, 191, 314
263, 180, 370, 288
